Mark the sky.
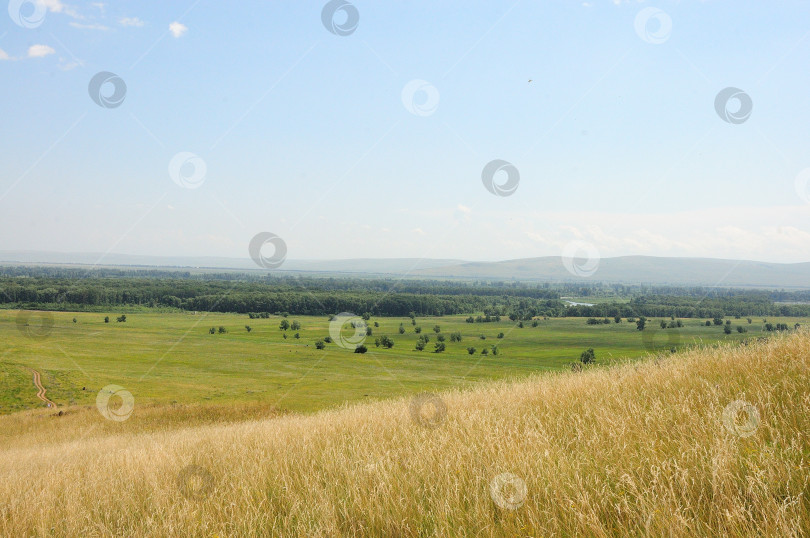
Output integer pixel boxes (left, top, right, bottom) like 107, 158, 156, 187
1, 0, 810, 265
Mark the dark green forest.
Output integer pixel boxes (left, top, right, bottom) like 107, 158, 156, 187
1, 266, 809, 319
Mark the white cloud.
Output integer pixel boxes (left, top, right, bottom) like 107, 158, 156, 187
28, 45, 56, 58
119, 17, 144, 27
37, 0, 82, 19
169, 21, 187, 38
91, 2, 105, 12
412, 228, 426, 236
58, 58, 81, 70
69, 21, 108, 30
0, 49, 9, 61
457, 204, 471, 214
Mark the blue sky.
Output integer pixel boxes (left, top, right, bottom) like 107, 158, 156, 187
2, 0, 809, 263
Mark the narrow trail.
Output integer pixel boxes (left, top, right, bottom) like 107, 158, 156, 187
31, 369, 55, 408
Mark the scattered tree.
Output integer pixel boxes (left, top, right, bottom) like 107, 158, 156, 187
579, 348, 595, 364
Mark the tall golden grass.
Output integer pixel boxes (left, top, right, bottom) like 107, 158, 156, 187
1, 332, 808, 537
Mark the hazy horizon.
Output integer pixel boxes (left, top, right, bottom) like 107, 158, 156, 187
3, 1, 810, 266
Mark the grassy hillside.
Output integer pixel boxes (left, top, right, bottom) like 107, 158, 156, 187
1, 331, 807, 536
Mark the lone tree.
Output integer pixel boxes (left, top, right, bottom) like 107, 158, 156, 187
290, 320, 301, 331
579, 348, 595, 364
636, 317, 646, 331
245, 325, 252, 332
279, 319, 290, 331
315, 340, 325, 349
117, 314, 127, 323
354, 344, 368, 354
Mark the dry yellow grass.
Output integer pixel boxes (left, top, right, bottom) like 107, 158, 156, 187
1, 332, 808, 537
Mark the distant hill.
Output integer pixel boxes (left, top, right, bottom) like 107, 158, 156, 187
0, 251, 807, 288
410, 256, 810, 288
0, 250, 464, 274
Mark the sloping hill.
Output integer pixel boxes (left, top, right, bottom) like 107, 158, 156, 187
1, 332, 807, 536
413, 255, 810, 288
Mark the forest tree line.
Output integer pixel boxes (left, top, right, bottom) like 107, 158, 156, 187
1, 267, 809, 318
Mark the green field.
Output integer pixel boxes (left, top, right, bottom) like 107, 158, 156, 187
1, 310, 804, 415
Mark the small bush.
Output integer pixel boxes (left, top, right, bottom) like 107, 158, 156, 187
579, 348, 595, 364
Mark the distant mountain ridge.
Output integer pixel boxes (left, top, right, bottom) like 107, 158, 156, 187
410, 255, 810, 288
0, 251, 807, 288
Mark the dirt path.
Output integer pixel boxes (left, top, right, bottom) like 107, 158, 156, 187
31, 369, 55, 408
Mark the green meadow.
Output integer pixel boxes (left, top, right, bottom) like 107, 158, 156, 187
1, 309, 805, 414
